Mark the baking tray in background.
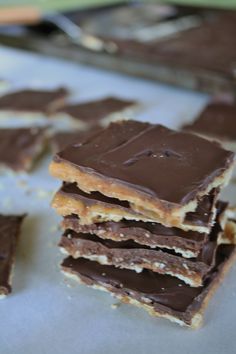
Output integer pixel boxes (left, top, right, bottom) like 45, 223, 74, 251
0, 3, 235, 98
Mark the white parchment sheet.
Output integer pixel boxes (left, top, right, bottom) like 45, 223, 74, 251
0, 46, 235, 354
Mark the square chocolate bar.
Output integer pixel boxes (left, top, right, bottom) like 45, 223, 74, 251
0, 87, 68, 116
50, 121, 234, 229
182, 102, 236, 149
53, 97, 138, 129
0, 127, 48, 172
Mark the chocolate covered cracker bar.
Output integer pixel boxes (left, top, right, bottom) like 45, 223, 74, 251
53, 97, 138, 129
0, 214, 25, 298
0, 87, 68, 116
59, 227, 218, 287
59, 200, 228, 286
62, 245, 236, 328
50, 121, 234, 229
0, 127, 48, 172
62, 216, 207, 258
182, 102, 236, 150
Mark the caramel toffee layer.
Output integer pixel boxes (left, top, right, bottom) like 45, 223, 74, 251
53, 121, 234, 208
55, 97, 136, 123
56, 183, 218, 231
0, 127, 47, 172
62, 215, 207, 258
61, 245, 236, 327
0, 214, 25, 296
59, 224, 219, 286
0, 87, 68, 113
183, 102, 236, 142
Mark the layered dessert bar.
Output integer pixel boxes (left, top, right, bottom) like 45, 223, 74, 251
182, 102, 236, 150
61, 244, 236, 328
53, 97, 138, 129
59, 201, 233, 287
53, 183, 218, 233
0, 87, 68, 117
0, 127, 48, 172
50, 121, 234, 229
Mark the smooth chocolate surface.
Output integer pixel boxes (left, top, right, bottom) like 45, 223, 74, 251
183, 102, 236, 141
56, 97, 136, 123
59, 182, 217, 229
0, 214, 25, 295
111, 13, 236, 79
51, 127, 101, 153
52, 131, 88, 153
55, 121, 234, 206
0, 127, 47, 171
61, 245, 235, 321
0, 87, 67, 113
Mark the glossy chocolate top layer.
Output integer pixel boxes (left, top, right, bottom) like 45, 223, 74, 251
57, 97, 136, 123
0, 127, 46, 171
60, 180, 217, 228
52, 127, 101, 153
183, 102, 236, 141
0, 87, 67, 113
62, 245, 235, 313
0, 214, 25, 294
55, 121, 234, 205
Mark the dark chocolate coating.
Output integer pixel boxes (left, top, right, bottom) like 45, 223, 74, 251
60, 201, 226, 282
55, 121, 234, 205
183, 102, 236, 141
0, 127, 46, 171
62, 224, 217, 264
62, 200, 226, 257
62, 245, 235, 315
0, 87, 67, 113
52, 127, 102, 153
60, 224, 217, 279
56, 97, 136, 122
63, 215, 207, 255
0, 214, 25, 294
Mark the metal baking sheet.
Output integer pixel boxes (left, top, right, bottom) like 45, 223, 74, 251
0, 5, 235, 97
1, 33, 235, 98
0, 46, 236, 354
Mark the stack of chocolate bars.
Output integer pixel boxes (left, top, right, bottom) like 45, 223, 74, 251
49, 120, 236, 328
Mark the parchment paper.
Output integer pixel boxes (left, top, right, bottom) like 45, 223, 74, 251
0, 46, 235, 354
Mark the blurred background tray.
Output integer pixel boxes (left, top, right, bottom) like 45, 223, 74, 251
0, 3, 235, 97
